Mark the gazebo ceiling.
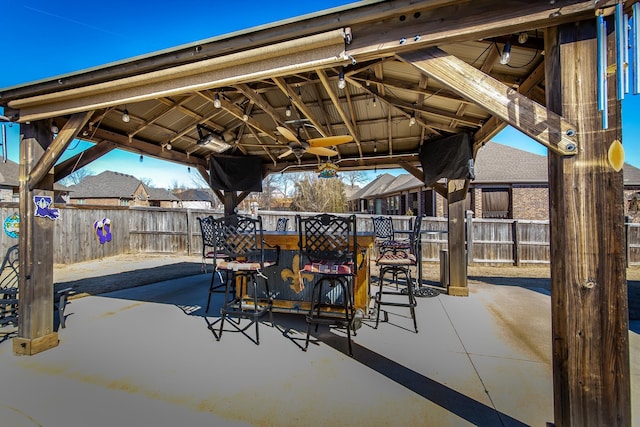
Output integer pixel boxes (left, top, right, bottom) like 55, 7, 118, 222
0, 0, 617, 181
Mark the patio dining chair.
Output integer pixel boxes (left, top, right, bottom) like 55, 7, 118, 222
212, 215, 279, 345
296, 213, 359, 356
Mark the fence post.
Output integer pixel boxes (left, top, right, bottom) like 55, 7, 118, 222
186, 209, 193, 256
465, 210, 473, 266
512, 220, 520, 266
625, 216, 629, 268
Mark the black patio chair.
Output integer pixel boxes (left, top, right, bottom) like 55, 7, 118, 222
0, 244, 73, 330
198, 216, 231, 313
296, 213, 359, 356
373, 214, 422, 333
213, 215, 279, 345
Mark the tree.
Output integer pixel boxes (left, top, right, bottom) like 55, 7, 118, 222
341, 170, 366, 189
59, 168, 92, 186
291, 174, 347, 213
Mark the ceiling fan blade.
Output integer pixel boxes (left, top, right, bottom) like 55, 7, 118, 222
308, 135, 353, 147
278, 148, 294, 159
276, 126, 299, 143
306, 146, 338, 157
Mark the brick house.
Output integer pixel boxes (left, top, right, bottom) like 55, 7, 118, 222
66, 171, 154, 207
0, 158, 68, 203
349, 142, 640, 222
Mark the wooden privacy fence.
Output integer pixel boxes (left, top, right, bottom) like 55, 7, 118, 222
0, 203, 638, 266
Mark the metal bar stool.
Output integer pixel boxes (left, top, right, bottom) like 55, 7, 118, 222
212, 215, 279, 345
297, 214, 358, 356
373, 215, 421, 333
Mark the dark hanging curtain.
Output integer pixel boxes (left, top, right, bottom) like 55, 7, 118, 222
419, 133, 475, 187
209, 155, 263, 192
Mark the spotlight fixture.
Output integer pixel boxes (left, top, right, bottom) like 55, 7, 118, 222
285, 105, 292, 117
338, 70, 346, 89
500, 42, 512, 65
242, 113, 249, 122
122, 109, 131, 123
139, 154, 143, 163
196, 124, 232, 153
372, 97, 377, 108
409, 113, 416, 126
518, 32, 529, 44
51, 121, 59, 134
213, 92, 221, 108
163, 143, 172, 151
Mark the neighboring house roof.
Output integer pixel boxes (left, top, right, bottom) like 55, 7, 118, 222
624, 163, 640, 186
0, 159, 20, 187
173, 188, 215, 202
67, 171, 146, 199
351, 142, 640, 199
473, 142, 548, 184
350, 174, 398, 200
0, 158, 68, 191
147, 187, 179, 202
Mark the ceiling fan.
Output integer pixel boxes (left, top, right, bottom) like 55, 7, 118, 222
276, 126, 352, 159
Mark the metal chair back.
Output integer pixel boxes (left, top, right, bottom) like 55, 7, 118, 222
275, 217, 289, 232
213, 215, 265, 266
371, 216, 394, 242
297, 214, 357, 266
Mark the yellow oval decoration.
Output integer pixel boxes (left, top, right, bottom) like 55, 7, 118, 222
608, 139, 624, 172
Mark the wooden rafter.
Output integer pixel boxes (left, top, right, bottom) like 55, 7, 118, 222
129, 95, 197, 138
317, 69, 364, 157
54, 141, 116, 182
398, 47, 578, 156
272, 77, 328, 137
473, 60, 546, 151
28, 111, 93, 190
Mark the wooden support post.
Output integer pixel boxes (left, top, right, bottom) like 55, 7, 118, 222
13, 121, 58, 355
447, 179, 468, 296
512, 220, 520, 267
546, 22, 630, 426
223, 191, 238, 217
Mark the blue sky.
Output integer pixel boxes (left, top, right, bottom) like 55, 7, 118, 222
1, 1, 638, 188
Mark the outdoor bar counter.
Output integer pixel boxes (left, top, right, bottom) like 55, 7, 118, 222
260, 231, 375, 314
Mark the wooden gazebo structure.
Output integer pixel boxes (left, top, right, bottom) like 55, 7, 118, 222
0, 1, 634, 424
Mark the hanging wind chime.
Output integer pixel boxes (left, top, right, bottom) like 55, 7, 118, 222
597, 2, 639, 171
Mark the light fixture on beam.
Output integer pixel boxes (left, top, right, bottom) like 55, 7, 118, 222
285, 105, 292, 117
409, 112, 416, 126
122, 108, 131, 123
196, 124, 232, 153
51, 121, 59, 134
518, 32, 529, 44
338, 69, 346, 89
500, 41, 512, 65
214, 92, 221, 108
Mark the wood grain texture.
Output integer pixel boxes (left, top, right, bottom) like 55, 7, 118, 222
545, 22, 630, 426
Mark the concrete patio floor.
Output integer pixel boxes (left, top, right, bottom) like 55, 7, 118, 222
0, 267, 638, 427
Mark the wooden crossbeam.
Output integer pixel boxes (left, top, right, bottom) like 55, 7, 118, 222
28, 112, 92, 190
398, 48, 578, 156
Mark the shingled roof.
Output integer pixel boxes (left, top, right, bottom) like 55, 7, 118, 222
173, 188, 216, 202
473, 142, 548, 184
0, 158, 68, 191
147, 187, 179, 202
350, 142, 640, 200
66, 171, 146, 198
